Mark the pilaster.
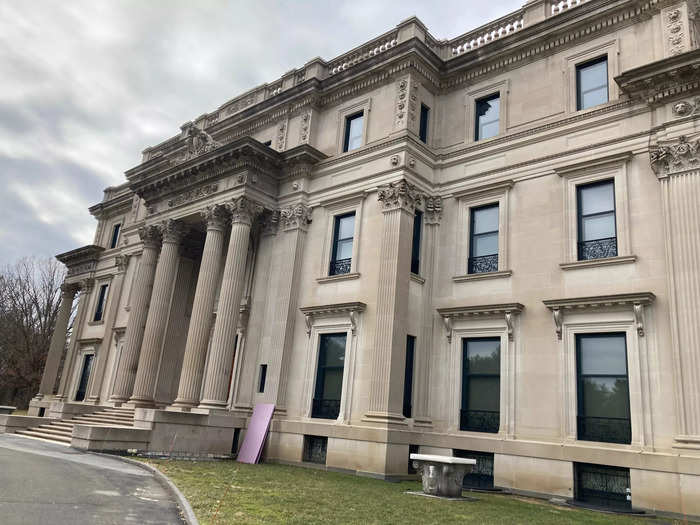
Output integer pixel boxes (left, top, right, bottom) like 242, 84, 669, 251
170, 205, 228, 410
109, 225, 161, 404
651, 133, 700, 448
129, 220, 185, 407
364, 179, 423, 426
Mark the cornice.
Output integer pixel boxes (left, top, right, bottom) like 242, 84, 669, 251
300, 301, 367, 336
55, 245, 105, 278
615, 48, 700, 104
437, 303, 524, 342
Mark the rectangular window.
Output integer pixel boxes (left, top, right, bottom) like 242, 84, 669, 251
577, 179, 617, 261
312, 333, 346, 419
468, 204, 499, 274
329, 212, 355, 276
403, 335, 415, 418
75, 353, 94, 402
419, 104, 429, 143
258, 364, 267, 393
303, 435, 328, 464
576, 333, 631, 444
475, 94, 500, 141
343, 112, 363, 152
109, 223, 121, 249
411, 210, 422, 275
461, 338, 500, 433
577, 56, 608, 111
93, 284, 108, 322
575, 463, 631, 510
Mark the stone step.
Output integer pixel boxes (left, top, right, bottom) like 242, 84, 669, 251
72, 415, 133, 424
93, 413, 134, 421
15, 429, 71, 444
103, 408, 135, 414
68, 418, 133, 427
35, 425, 73, 437
50, 422, 75, 430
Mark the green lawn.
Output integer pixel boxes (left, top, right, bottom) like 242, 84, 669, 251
143, 459, 677, 525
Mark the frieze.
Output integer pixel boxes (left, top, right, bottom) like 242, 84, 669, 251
172, 123, 222, 165
276, 119, 288, 151
299, 110, 312, 144
167, 184, 219, 208
650, 134, 700, 176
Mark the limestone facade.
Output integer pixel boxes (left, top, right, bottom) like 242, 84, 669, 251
25, 0, 700, 516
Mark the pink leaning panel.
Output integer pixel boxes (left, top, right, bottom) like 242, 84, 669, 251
236, 403, 275, 464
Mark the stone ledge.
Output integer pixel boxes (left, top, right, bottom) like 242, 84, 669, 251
316, 272, 361, 284
452, 270, 512, 282
0, 415, 48, 433
559, 255, 637, 270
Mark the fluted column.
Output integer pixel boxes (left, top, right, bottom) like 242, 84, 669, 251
36, 282, 80, 398
55, 278, 94, 401
364, 179, 422, 426
129, 220, 185, 407
198, 197, 262, 410
170, 205, 228, 410
109, 225, 161, 404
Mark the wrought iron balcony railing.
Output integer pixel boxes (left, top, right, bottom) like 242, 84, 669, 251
468, 254, 498, 274
329, 258, 352, 276
577, 415, 631, 445
312, 398, 341, 420
459, 409, 500, 433
577, 237, 617, 261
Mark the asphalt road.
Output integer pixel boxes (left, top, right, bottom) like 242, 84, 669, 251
0, 434, 184, 525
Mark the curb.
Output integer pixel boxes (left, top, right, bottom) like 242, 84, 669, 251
89, 452, 199, 525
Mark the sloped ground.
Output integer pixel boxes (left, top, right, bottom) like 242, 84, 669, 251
144, 459, 683, 525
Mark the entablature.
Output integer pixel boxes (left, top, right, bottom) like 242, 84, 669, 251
56, 245, 105, 279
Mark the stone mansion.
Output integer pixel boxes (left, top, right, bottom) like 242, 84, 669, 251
7, 0, 700, 516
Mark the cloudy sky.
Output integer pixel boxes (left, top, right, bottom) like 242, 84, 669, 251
0, 0, 519, 265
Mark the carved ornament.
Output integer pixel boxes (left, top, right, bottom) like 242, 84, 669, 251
115, 254, 131, 273
650, 135, 700, 177
201, 204, 229, 231
424, 196, 443, 225
167, 184, 219, 208
299, 302, 367, 337
173, 123, 222, 165
377, 179, 423, 213
672, 97, 700, 117
138, 224, 162, 249
279, 203, 312, 231
226, 196, 264, 226
437, 303, 524, 343
159, 219, 186, 244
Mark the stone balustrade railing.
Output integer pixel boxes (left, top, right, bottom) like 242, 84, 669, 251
448, 10, 526, 57
327, 29, 399, 76
551, 0, 589, 15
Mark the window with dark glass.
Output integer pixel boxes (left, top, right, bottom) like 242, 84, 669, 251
343, 112, 364, 152
419, 104, 429, 143
74, 353, 94, 402
403, 335, 415, 418
576, 333, 631, 444
411, 210, 422, 275
329, 212, 355, 276
312, 333, 346, 419
109, 223, 121, 249
576, 56, 608, 110
575, 463, 631, 510
93, 284, 108, 322
454, 450, 495, 490
475, 94, 500, 141
461, 338, 500, 433
258, 364, 267, 393
577, 180, 617, 260
468, 204, 499, 274
303, 435, 328, 464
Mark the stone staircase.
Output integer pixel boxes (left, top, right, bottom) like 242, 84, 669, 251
14, 407, 135, 445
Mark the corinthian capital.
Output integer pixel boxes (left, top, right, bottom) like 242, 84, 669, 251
201, 204, 229, 231
159, 219, 186, 244
138, 224, 162, 249
377, 179, 423, 213
650, 134, 700, 177
60, 281, 80, 296
226, 196, 264, 225
279, 203, 312, 231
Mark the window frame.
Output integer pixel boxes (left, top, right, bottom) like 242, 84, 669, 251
411, 209, 423, 275
557, 153, 634, 269
403, 335, 416, 419
109, 223, 122, 249
258, 364, 268, 393
465, 80, 509, 145
336, 98, 371, 155
460, 337, 501, 433
318, 194, 365, 282
576, 179, 618, 261
575, 332, 631, 444
564, 40, 619, 114
329, 212, 355, 276
468, 203, 500, 274
92, 283, 109, 323
311, 332, 347, 420
419, 103, 430, 143
342, 111, 364, 153
576, 55, 609, 111
474, 93, 501, 142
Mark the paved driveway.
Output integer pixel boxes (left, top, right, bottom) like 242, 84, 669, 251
0, 434, 184, 525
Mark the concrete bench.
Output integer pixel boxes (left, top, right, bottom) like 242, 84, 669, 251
410, 453, 476, 498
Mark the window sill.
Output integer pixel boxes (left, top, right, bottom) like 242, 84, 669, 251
316, 272, 360, 284
560, 255, 636, 271
453, 270, 512, 283
87, 320, 105, 326
410, 273, 425, 285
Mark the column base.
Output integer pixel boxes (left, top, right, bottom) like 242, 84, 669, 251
166, 400, 197, 412
126, 397, 157, 409
412, 416, 433, 428
362, 411, 409, 427
195, 400, 229, 412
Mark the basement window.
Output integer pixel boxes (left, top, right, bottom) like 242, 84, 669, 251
303, 435, 327, 464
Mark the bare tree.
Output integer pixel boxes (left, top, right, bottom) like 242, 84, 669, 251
0, 257, 67, 408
